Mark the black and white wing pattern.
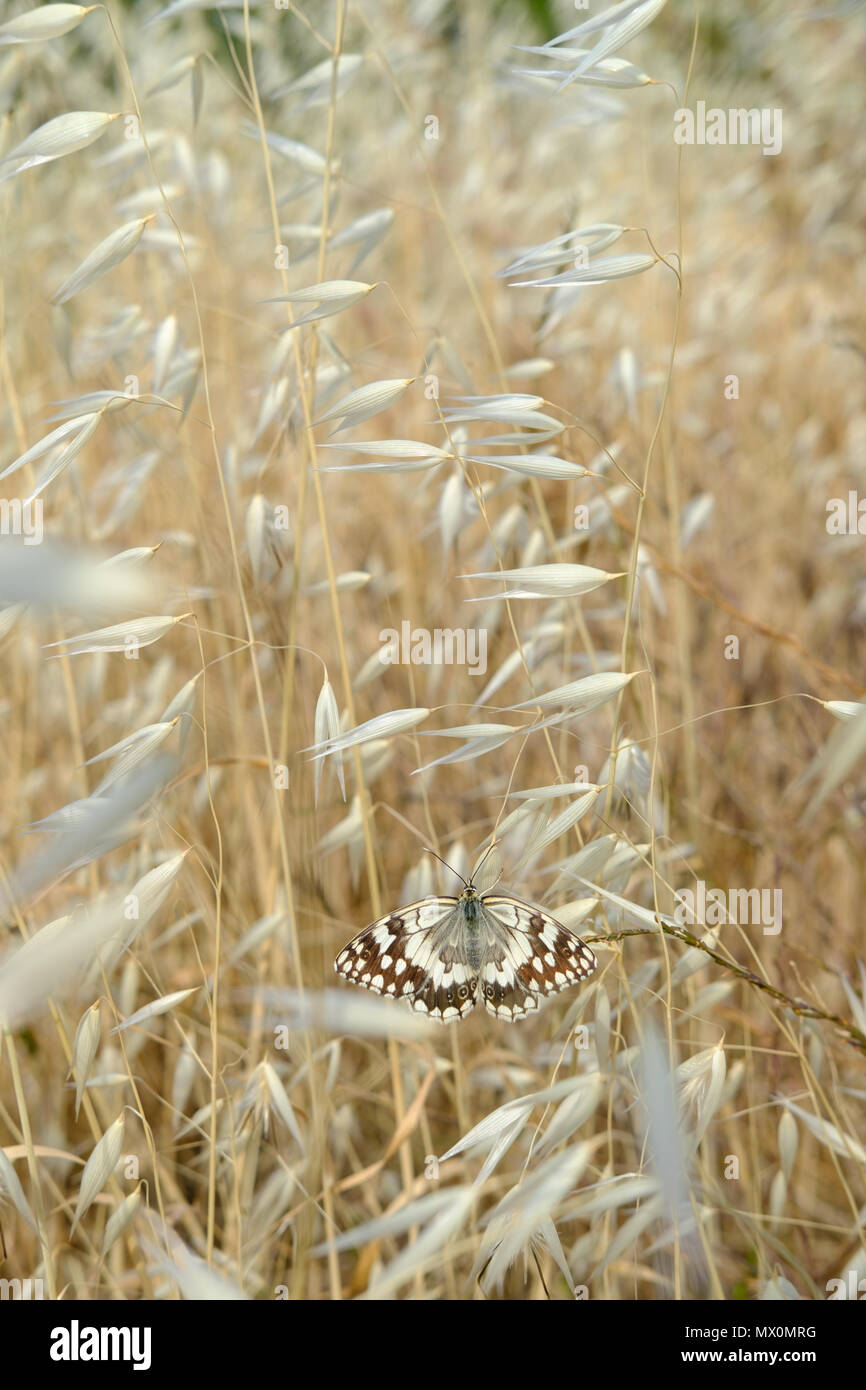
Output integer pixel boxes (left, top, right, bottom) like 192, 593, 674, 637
334, 897, 480, 1022
475, 896, 597, 1022
335, 887, 597, 1024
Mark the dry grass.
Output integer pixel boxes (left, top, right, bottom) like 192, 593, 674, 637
0, 0, 864, 1301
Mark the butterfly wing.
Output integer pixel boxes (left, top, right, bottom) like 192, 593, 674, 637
335, 897, 479, 1022
477, 895, 597, 1021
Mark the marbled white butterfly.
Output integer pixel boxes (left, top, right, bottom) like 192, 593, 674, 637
335, 860, 596, 1022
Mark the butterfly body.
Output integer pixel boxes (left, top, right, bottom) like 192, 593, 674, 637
335, 878, 597, 1023
459, 888, 484, 970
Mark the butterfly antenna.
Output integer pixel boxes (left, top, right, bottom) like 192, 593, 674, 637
423, 847, 468, 888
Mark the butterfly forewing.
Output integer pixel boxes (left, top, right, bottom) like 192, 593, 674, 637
335, 885, 597, 1024
335, 898, 480, 1021
476, 896, 597, 1021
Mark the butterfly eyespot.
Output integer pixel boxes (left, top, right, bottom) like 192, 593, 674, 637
484, 984, 494, 1000
458, 984, 469, 999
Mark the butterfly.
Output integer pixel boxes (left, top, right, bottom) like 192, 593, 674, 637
334, 860, 597, 1023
